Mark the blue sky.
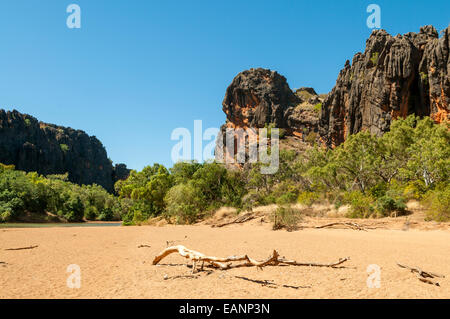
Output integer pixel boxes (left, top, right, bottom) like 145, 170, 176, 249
0, 0, 448, 170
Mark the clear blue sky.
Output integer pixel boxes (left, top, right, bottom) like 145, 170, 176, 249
0, 0, 448, 170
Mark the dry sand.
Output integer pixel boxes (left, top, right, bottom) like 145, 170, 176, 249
1, 221, 449, 299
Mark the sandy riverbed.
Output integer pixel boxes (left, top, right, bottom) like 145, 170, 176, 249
1, 222, 449, 299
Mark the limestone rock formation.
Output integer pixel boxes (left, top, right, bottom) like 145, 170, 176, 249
0, 109, 129, 192
222, 68, 301, 129
216, 68, 322, 163
320, 25, 450, 147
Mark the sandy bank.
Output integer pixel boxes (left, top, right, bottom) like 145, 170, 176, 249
1, 223, 449, 298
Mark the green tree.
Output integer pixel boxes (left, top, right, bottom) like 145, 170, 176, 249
164, 183, 203, 224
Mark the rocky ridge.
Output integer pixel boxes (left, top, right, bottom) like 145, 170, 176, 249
216, 25, 449, 161
0, 109, 129, 192
320, 25, 450, 147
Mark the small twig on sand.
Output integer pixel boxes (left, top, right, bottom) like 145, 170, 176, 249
314, 222, 367, 231
4, 245, 38, 251
137, 244, 151, 248
397, 263, 444, 286
164, 274, 200, 280
277, 256, 350, 268
234, 276, 311, 289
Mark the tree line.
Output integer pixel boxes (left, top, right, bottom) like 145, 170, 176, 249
1, 115, 449, 224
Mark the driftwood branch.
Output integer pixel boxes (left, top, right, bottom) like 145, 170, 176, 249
4, 245, 38, 251
152, 245, 350, 273
278, 257, 350, 268
212, 213, 257, 228
397, 263, 445, 286
314, 222, 367, 231
137, 244, 151, 248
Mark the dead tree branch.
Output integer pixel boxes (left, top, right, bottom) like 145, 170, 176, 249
152, 245, 350, 273
212, 213, 257, 228
314, 222, 367, 231
278, 256, 350, 268
397, 263, 445, 286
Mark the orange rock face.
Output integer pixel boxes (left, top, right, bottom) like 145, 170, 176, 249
216, 68, 321, 164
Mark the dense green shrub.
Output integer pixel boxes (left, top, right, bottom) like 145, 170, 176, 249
423, 185, 450, 222
98, 207, 114, 221
297, 191, 319, 207
0, 164, 124, 223
60, 194, 84, 222
402, 180, 428, 200
375, 194, 407, 217
220, 170, 247, 207
343, 191, 375, 218
85, 206, 98, 220
164, 183, 203, 224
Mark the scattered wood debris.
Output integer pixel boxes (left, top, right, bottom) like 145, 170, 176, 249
152, 245, 350, 274
234, 276, 311, 290
4, 245, 38, 251
313, 222, 367, 231
212, 213, 257, 228
397, 263, 445, 286
164, 274, 200, 280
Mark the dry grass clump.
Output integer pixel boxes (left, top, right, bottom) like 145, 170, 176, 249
270, 206, 303, 231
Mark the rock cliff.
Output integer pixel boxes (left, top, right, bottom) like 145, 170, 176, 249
217, 25, 450, 159
0, 109, 129, 192
319, 25, 450, 147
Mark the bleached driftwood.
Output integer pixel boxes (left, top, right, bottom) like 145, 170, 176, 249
152, 245, 350, 273
277, 256, 350, 268
397, 263, 445, 286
